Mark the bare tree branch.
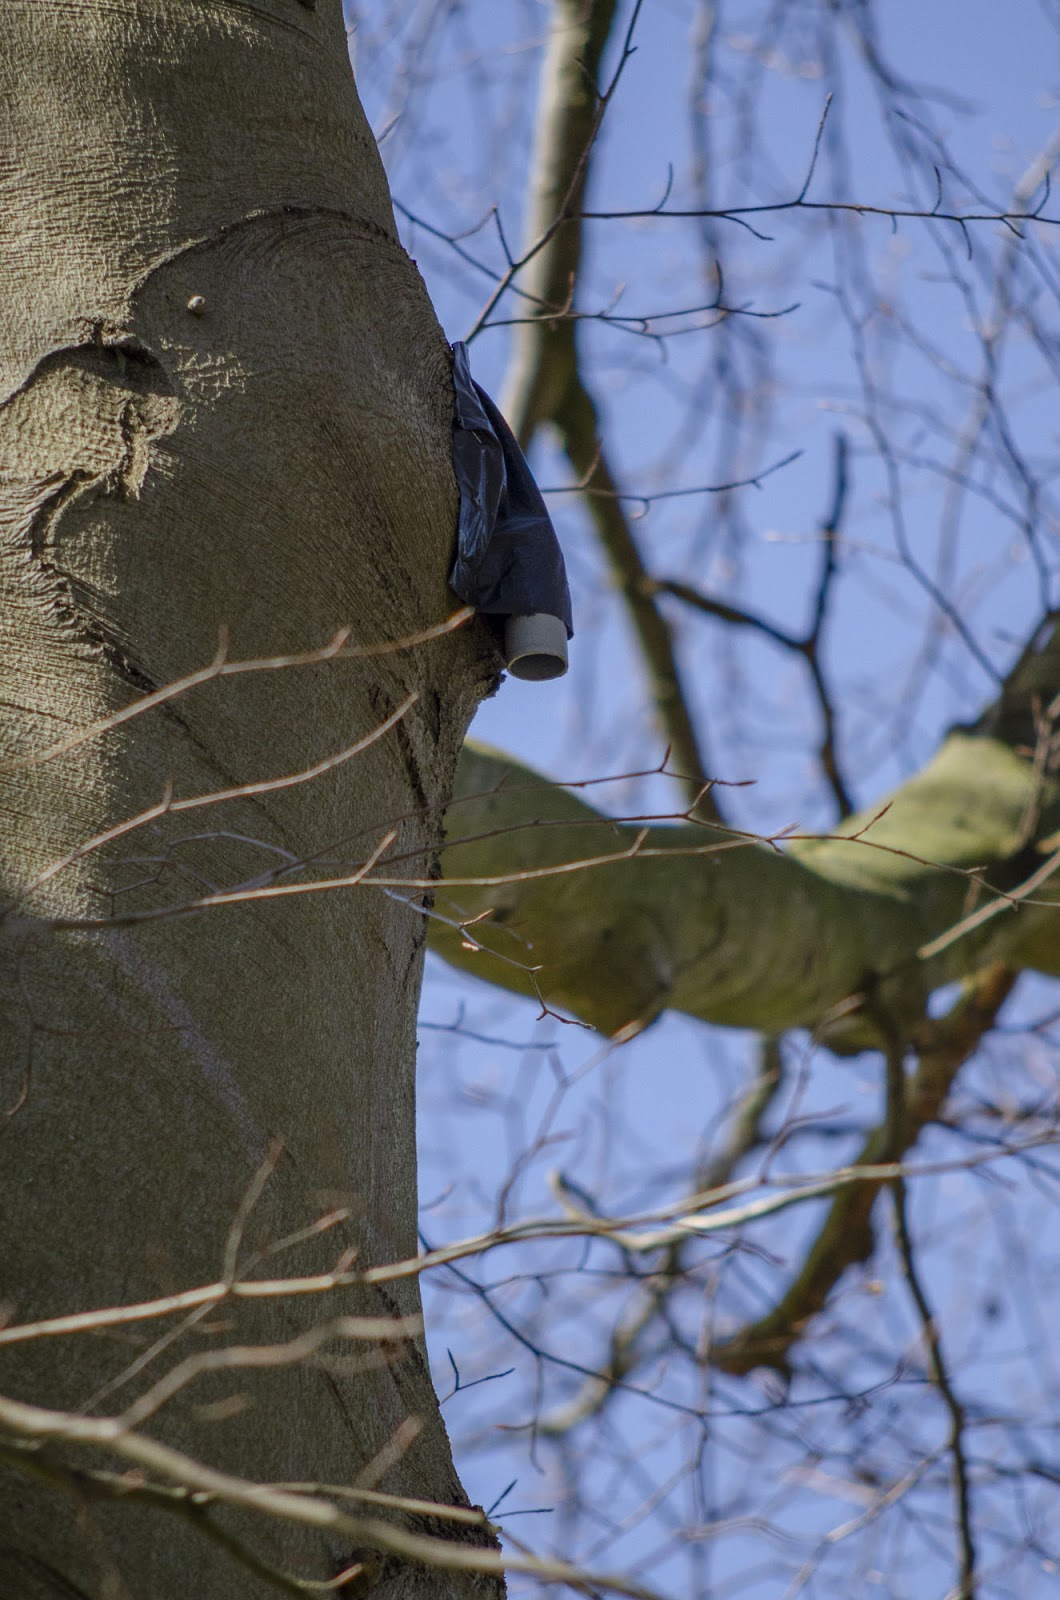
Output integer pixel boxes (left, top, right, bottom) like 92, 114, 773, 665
711, 962, 1017, 1376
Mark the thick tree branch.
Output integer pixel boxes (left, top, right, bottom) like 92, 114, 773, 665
551, 374, 717, 806
497, 0, 620, 435
435, 620, 1060, 1038
492, 0, 719, 813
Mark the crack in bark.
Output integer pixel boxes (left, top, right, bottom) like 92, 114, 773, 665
1, 342, 182, 696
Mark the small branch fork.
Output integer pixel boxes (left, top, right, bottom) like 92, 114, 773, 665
580, 184, 1059, 251
576, 92, 1058, 256
464, 0, 644, 347
399, 100, 1057, 320
650, 433, 853, 817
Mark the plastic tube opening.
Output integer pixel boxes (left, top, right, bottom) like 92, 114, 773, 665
504, 613, 569, 681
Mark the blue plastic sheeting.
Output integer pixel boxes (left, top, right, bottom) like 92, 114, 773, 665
448, 341, 573, 645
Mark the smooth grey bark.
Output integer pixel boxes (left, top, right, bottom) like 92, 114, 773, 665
0, 3, 501, 1596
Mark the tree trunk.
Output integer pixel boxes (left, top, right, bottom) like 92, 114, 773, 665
0, 3, 500, 1594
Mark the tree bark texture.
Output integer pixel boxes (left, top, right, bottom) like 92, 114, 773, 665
0, 3, 500, 1595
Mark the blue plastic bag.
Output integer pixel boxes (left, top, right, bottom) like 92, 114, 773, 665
449, 342, 572, 680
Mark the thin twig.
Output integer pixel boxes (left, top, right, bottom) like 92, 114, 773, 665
891, 1185, 978, 1597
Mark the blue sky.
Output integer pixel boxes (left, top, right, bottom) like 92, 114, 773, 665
347, 4, 1060, 1595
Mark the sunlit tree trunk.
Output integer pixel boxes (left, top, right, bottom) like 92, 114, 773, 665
0, 3, 501, 1594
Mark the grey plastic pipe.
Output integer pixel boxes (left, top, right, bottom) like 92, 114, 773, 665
504, 613, 569, 680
